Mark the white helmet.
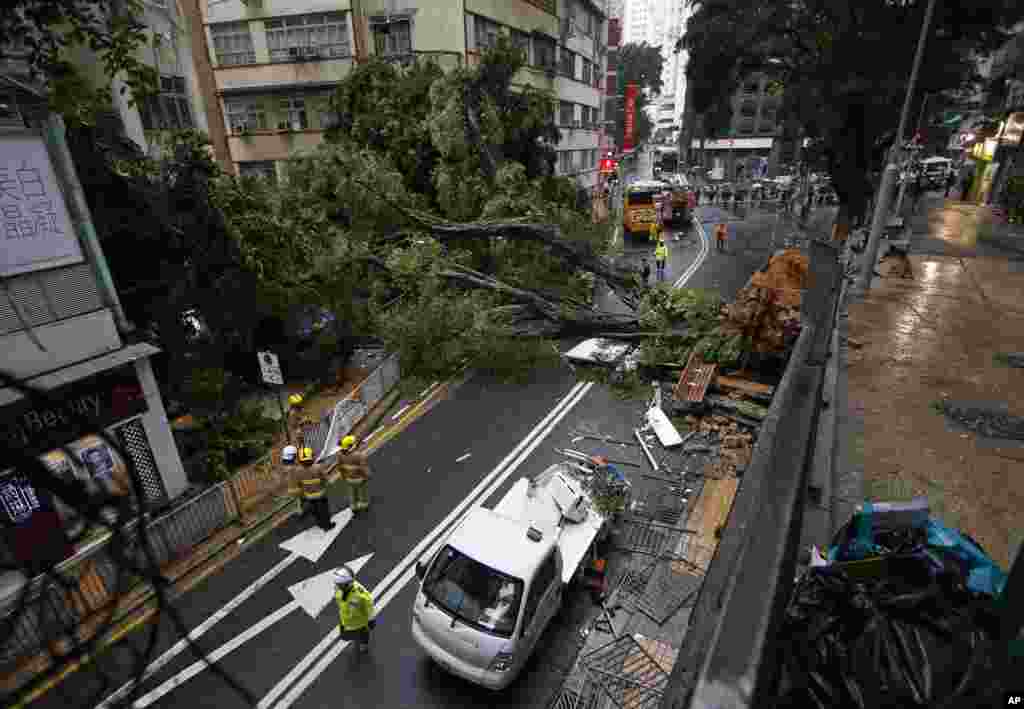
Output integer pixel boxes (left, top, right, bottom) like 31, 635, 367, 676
333, 566, 354, 587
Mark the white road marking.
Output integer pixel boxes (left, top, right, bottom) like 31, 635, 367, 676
130, 553, 373, 708
94, 552, 301, 709
287, 553, 375, 619
674, 213, 711, 289
263, 381, 595, 709
278, 508, 353, 563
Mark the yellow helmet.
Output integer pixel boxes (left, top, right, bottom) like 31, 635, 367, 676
288, 393, 304, 406
299, 446, 314, 463
341, 435, 357, 451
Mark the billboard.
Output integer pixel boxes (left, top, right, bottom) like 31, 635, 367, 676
624, 83, 638, 152
1, 134, 84, 277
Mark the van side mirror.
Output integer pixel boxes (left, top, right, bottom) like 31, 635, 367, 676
415, 561, 426, 579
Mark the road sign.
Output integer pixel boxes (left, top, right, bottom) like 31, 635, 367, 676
258, 350, 284, 385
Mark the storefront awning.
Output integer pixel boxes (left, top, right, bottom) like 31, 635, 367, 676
691, 137, 774, 150
0, 342, 160, 408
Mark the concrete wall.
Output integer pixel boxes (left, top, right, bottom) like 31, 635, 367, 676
207, 0, 353, 24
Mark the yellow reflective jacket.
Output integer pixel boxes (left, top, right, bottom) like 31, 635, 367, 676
335, 581, 375, 630
338, 452, 372, 483
655, 243, 668, 262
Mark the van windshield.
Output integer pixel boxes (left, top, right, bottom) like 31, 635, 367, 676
627, 191, 655, 206
422, 546, 524, 638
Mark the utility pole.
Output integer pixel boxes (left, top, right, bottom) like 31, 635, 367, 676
855, 0, 938, 296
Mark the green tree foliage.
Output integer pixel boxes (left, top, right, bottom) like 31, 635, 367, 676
215, 45, 640, 383
0, 0, 159, 124
680, 0, 1024, 225
614, 42, 664, 147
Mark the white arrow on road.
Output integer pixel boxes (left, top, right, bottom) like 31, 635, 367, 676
128, 547, 373, 709
279, 508, 353, 563
287, 553, 374, 618
96, 508, 355, 709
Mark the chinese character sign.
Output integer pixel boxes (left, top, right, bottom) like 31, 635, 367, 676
0, 474, 43, 525
1, 135, 83, 277
624, 84, 638, 152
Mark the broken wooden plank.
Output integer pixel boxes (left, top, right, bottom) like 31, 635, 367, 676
706, 395, 769, 421
714, 375, 775, 397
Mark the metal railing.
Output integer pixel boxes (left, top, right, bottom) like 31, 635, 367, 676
661, 239, 845, 709
315, 350, 400, 462
0, 350, 403, 682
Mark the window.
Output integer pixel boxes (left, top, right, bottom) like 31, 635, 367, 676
511, 29, 531, 62
559, 47, 575, 78
742, 80, 760, 95
577, 3, 597, 37
210, 21, 255, 66
738, 119, 755, 134
265, 12, 350, 62
739, 100, 757, 118
422, 546, 524, 638
278, 96, 308, 130
533, 35, 556, 69
139, 76, 193, 131
371, 17, 412, 56
474, 15, 500, 52
225, 98, 267, 132
559, 150, 572, 174
559, 100, 574, 126
238, 161, 277, 182
580, 105, 589, 127
581, 58, 591, 85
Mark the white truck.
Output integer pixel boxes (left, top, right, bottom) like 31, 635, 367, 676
410, 463, 609, 690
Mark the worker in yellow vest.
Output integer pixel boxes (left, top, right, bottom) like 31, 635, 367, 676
299, 451, 335, 531
648, 220, 662, 244
654, 240, 668, 281
334, 565, 376, 653
338, 435, 372, 513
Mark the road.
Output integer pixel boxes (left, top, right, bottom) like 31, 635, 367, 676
32, 151, 797, 709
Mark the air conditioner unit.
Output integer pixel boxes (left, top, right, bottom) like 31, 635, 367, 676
289, 47, 300, 58
303, 46, 321, 58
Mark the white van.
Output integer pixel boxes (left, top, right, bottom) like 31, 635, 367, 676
411, 465, 606, 689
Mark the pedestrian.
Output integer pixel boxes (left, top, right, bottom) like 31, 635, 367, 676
334, 566, 376, 653
715, 222, 728, 252
300, 455, 336, 531
944, 169, 956, 198
641, 258, 651, 285
338, 435, 372, 513
654, 240, 668, 281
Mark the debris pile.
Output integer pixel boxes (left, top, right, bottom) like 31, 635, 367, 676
720, 249, 806, 353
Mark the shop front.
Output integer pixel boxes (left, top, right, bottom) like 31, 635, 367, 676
1, 346, 185, 570
690, 137, 774, 180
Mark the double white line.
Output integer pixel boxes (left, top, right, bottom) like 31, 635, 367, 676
109, 380, 594, 709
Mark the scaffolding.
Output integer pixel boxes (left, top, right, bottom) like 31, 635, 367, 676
578, 634, 671, 709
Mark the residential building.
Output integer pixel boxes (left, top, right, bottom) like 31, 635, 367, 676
188, 0, 608, 191
1, 1, 212, 159
690, 72, 785, 178
0, 80, 189, 576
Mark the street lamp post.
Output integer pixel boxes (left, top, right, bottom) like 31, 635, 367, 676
856, 0, 938, 295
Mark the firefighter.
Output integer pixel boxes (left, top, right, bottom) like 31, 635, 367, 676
334, 565, 376, 653
338, 435, 372, 513
282, 444, 303, 510
300, 450, 335, 531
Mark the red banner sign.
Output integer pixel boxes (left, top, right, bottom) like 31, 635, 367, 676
623, 83, 638, 152
599, 159, 617, 174
608, 18, 622, 48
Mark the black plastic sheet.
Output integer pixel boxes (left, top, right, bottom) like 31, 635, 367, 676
772, 555, 1005, 709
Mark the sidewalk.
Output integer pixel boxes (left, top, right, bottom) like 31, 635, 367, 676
839, 196, 1024, 569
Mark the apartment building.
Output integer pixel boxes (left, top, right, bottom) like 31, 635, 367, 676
690, 73, 784, 178
188, 0, 608, 190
